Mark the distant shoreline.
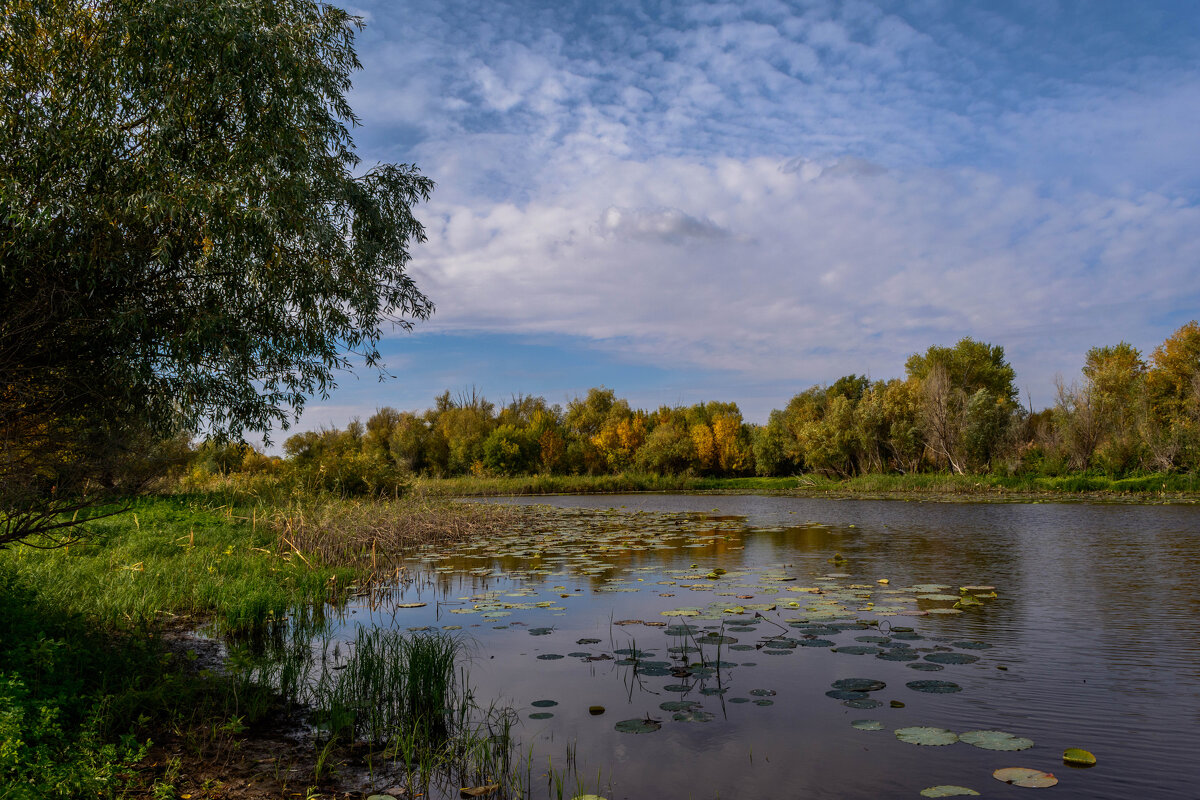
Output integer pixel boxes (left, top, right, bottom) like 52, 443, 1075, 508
413, 472, 1200, 504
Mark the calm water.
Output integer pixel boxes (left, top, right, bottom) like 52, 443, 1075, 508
343, 496, 1200, 799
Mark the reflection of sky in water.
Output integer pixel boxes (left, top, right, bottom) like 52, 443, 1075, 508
336, 497, 1200, 799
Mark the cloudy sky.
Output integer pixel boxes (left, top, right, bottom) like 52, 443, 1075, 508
288, 0, 1200, 437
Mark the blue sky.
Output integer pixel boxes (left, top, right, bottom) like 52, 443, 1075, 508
282, 0, 1200, 440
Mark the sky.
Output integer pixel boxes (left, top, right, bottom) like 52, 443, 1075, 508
281, 0, 1200, 441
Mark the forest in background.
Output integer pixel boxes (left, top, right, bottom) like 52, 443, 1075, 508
191, 322, 1200, 496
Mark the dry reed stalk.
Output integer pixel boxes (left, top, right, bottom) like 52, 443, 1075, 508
272, 498, 524, 569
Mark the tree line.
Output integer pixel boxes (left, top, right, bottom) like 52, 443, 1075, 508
195, 322, 1200, 493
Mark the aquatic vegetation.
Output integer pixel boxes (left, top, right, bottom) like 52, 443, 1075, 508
895, 727, 960, 746
993, 767, 1059, 788
1063, 747, 1097, 766
958, 730, 1034, 751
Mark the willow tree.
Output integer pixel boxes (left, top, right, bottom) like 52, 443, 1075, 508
0, 0, 433, 546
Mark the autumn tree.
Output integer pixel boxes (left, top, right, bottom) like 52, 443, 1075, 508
1144, 322, 1200, 470
907, 339, 1018, 473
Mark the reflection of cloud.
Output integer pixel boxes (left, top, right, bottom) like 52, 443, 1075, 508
598, 206, 730, 243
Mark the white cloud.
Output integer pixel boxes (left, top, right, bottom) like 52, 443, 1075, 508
405, 153, 1200, 406
338, 0, 1200, 408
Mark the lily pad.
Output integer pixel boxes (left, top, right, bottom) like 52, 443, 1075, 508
832, 645, 881, 655
844, 697, 881, 709
919, 787, 980, 797
529, 627, 554, 636
1063, 748, 1097, 767
895, 726, 959, 746
826, 690, 868, 701
536, 654, 564, 660
749, 688, 776, 697
530, 700, 558, 708
851, 719, 884, 731
959, 729, 1034, 751
528, 712, 554, 720
672, 710, 715, 723
907, 662, 945, 672
993, 767, 1059, 788
924, 652, 979, 665
614, 718, 661, 734
906, 680, 962, 693
659, 701, 700, 712
395, 602, 428, 609
831, 678, 886, 692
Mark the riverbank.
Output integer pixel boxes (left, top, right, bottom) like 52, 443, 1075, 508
412, 471, 1200, 503
0, 494, 519, 800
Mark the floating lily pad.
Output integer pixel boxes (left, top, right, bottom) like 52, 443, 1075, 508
993, 768, 1058, 788
699, 687, 727, 696
749, 688, 776, 697
576, 638, 602, 645
826, 690, 867, 701
877, 649, 919, 661
851, 719, 884, 731
895, 727, 959, 746
395, 602, 427, 609
959, 729, 1034, 751
659, 701, 700, 712
844, 697, 881, 709
665, 625, 700, 636
1063, 748, 1097, 767
908, 662, 945, 672
536, 654, 564, 660
833, 645, 882, 655
614, 718, 661, 734
752, 698, 774, 706
672, 710, 715, 723
528, 712, 554, 720
530, 700, 558, 708
529, 627, 554, 636
920, 786, 980, 797
729, 697, 750, 704
906, 680, 961, 693
951, 640, 992, 650
925, 653, 979, 665
695, 634, 737, 645
662, 684, 692, 692
831, 678, 886, 692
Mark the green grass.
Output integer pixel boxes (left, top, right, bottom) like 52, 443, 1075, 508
784, 471, 1200, 497
0, 493, 537, 798
412, 473, 800, 496
0, 494, 359, 633
409, 470, 1199, 500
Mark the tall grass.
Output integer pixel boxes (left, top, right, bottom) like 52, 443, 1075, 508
311, 628, 461, 744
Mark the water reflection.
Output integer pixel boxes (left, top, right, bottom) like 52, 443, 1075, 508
337, 496, 1200, 799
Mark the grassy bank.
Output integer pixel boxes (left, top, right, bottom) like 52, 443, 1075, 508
410, 470, 1200, 501
412, 473, 801, 496
0, 493, 523, 799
